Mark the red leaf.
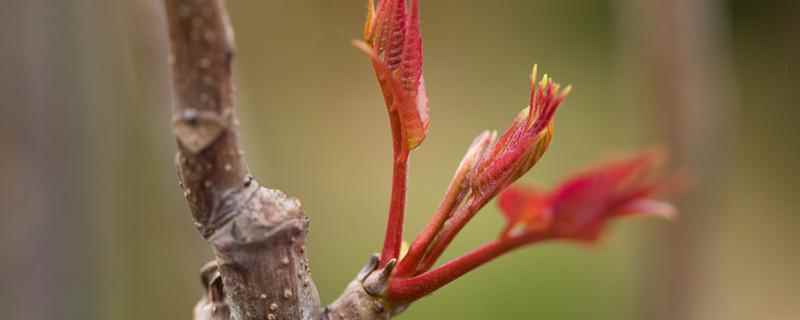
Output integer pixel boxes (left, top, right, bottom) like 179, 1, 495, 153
496, 150, 676, 242
359, 0, 429, 150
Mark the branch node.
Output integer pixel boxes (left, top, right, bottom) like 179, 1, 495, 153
173, 108, 232, 154
194, 260, 231, 320
208, 185, 305, 252
322, 255, 408, 320
357, 254, 380, 282
363, 259, 396, 296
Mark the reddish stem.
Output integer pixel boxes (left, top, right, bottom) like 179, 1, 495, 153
415, 192, 493, 273
395, 189, 458, 276
388, 233, 549, 302
394, 166, 471, 276
380, 112, 410, 266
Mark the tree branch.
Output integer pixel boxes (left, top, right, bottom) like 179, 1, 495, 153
163, 1, 489, 319
164, 1, 321, 319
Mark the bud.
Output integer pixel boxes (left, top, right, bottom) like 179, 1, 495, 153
471, 65, 570, 197
356, 0, 429, 150
439, 130, 497, 219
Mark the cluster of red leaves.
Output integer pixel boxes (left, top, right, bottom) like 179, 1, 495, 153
498, 151, 676, 243
354, 0, 677, 304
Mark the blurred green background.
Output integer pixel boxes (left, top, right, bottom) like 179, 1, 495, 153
1, 0, 798, 319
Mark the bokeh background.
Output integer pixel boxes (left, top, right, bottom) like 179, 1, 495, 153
1, 0, 798, 319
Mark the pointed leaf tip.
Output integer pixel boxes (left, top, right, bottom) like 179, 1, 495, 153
363, 0, 377, 41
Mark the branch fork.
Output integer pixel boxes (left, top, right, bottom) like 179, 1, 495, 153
322, 255, 408, 320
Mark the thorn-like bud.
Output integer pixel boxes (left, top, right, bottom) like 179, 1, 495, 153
363, 258, 397, 296
357, 254, 381, 282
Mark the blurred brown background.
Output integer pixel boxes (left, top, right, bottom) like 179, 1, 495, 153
1, 0, 797, 319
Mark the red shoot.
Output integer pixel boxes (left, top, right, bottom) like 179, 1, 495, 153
393, 131, 495, 276
398, 67, 571, 276
352, 0, 676, 306
387, 151, 676, 302
356, 0, 429, 266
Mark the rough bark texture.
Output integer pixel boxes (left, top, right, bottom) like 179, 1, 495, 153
165, 0, 321, 319
164, 1, 394, 319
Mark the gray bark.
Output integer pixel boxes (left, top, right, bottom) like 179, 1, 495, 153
163, 1, 392, 319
